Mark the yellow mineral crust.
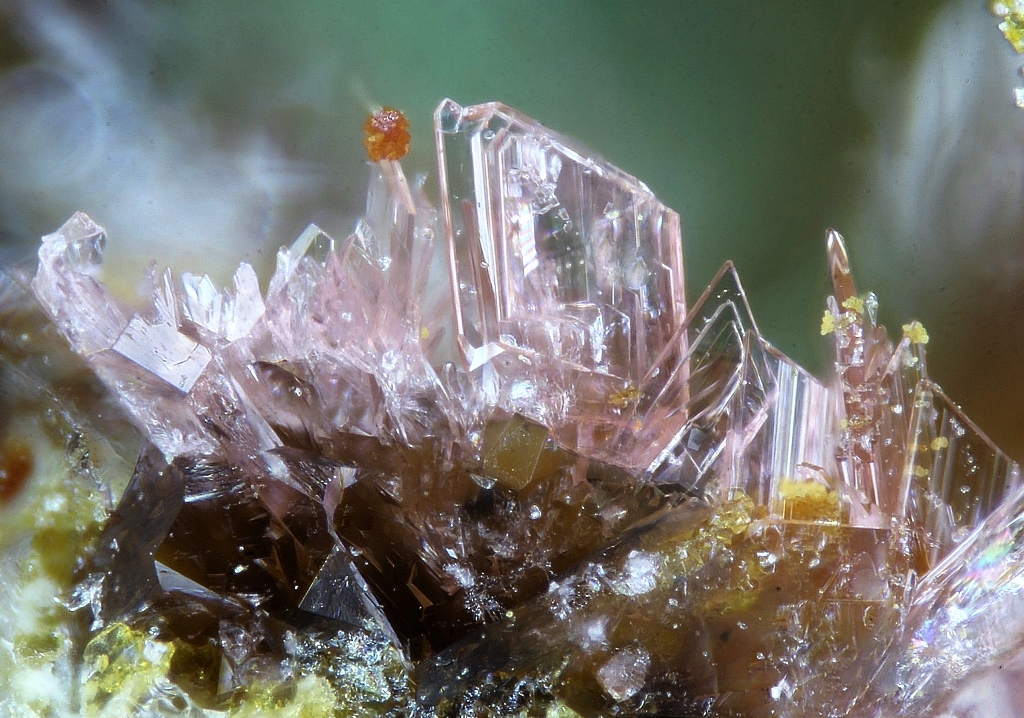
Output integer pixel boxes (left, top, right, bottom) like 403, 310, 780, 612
820, 309, 836, 336
608, 384, 644, 409
902, 320, 929, 345
81, 623, 178, 718
992, 0, 1024, 51
841, 296, 865, 314
778, 478, 842, 523
79, 622, 385, 717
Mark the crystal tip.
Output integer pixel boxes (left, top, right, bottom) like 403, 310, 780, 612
434, 98, 465, 134
826, 228, 857, 299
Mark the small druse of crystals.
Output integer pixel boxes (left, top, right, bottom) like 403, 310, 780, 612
4, 98, 1023, 717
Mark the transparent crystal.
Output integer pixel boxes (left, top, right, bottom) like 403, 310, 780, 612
826, 229, 920, 521
31, 211, 127, 356
900, 379, 1022, 565
608, 262, 765, 495
436, 98, 685, 458
111, 315, 212, 393
860, 481, 1024, 717
722, 334, 841, 520
180, 263, 265, 344
622, 264, 751, 486
31, 165, 449, 462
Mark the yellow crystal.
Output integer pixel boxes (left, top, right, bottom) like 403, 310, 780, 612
778, 478, 842, 523
820, 310, 836, 335
902, 320, 929, 345
841, 296, 865, 314
1001, 14, 1024, 52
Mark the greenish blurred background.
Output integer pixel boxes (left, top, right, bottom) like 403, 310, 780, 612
1, 0, 1022, 457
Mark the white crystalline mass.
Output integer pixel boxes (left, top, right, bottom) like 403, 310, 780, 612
596, 645, 651, 702
613, 550, 660, 597
574, 616, 609, 652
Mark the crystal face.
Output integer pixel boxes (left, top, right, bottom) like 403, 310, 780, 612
6, 98, 1024, 717
436, 99, 685, 458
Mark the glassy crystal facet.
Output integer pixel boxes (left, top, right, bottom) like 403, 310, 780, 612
436, 99, 685, 459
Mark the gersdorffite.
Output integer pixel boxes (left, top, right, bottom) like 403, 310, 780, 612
9, 98, 1023, 718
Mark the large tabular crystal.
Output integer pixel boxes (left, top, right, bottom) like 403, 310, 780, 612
435, 99, 685, 458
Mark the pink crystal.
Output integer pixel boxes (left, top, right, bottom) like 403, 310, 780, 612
31, 167, 448, 465
436, 99, 685, 459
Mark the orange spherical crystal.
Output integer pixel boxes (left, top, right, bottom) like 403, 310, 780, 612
363, 107, 411, 162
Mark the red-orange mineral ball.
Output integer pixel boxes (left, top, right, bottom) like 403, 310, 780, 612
363, 107, 411, 162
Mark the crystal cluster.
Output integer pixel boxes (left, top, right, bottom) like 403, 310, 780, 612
13, 98, 1024, 717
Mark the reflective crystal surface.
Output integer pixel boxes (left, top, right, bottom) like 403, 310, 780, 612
13, 98, 1024, 717
416, 496, 904, 717
436, 99, 685, 459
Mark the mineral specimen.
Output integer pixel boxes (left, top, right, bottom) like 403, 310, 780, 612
364, 107, 412, 162
7, 97, 1024, 717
